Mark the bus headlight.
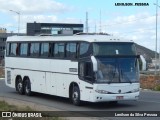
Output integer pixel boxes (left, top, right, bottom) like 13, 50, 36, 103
95, 90, 109, 94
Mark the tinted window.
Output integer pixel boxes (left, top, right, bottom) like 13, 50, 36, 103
30, 43, 40, 57
20, 43, 28, 56
79, 42, 90, 58
79, 62, 85, 77
10, 43, 19, 56
41, 43, 49, 57
66, 43, 77, 58
54, 43, 65, 58
6, 43, 10, 56
79, 61, 93, 81
93, 42, 136, 56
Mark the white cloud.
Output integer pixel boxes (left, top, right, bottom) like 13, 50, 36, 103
97, 12, 159, 51
23, 15, 57, 23
0, 0, 159, 51
62, 18, 83, 24
0, 0, 73, 33
84, 12, 158, 51
19, 15, 58, 33
0, 0, 70, 14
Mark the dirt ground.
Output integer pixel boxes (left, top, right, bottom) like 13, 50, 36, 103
0, 67, 4, 78
0, 96, 95, 120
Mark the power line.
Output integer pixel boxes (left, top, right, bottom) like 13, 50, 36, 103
88, 14, 157, 29
111, 26, 160, 35
104, 15, 157, 27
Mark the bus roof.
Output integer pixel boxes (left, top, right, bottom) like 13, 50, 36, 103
7, 35, 134, 43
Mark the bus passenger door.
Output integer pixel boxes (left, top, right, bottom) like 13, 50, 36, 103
78, 57, 94, 101
78, 58, 94, 82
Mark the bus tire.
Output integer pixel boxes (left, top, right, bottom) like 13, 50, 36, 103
16, 77, 24, 95
24, 78, 32, 96
72, 86, 81, 106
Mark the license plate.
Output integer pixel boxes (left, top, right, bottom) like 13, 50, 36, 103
116, 96, 123, 100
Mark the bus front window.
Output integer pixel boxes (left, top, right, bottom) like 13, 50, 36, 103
96, 58, 139, 83
93, 42, 139, 83
93, 42, 136, 56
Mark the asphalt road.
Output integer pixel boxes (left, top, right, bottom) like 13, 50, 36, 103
0, 79, 160, 120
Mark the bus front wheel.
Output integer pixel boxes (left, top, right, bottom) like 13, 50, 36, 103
24, 78, 32, 96
72, 86, 81, 106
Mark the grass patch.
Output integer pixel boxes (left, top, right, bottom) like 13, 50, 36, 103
0, 101, 33, 111
0, 101, 65, 120
0, 67, 4, 78
154, 85, 160, 91
0, 101, 18, 111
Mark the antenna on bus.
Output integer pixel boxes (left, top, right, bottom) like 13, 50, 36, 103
95, 20, 97, 33
74, 32, 110, 35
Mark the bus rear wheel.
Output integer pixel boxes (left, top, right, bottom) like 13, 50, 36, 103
16, 77, 24, 95
72, 86, 81, 106
24, 78, 32, 96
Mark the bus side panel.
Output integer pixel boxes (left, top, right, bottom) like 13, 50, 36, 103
5, 68, 15, 88
5, 67, 27, 89
79, 81, 93, 102
46, 72, 57, 95
27, 71, 46, 93
55, 73, 71, 98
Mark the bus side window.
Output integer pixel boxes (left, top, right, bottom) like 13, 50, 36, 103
79, 42, 90, 58
30, 43, 40, 57
79, 61, 93, 82
6, 43, 10, 56
85, 62, 93, 80
10, 43, 19, 56
54, 43, 65, 58
40, 43, 49, 57
79, 62, 85, 78
20, 43, 28, 56
66, 42, 77, 59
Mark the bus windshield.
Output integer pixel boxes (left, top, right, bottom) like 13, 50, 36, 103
95, 57, 139, 83
93, 42, 136, 56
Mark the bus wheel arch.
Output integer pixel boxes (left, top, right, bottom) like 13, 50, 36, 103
69, 82, 81, 106
15, 75, 24, 95
23, 76, 32, 96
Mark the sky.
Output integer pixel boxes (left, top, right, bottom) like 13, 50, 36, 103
0, 0, 160, 51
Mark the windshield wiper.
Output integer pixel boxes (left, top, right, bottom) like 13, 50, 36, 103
107, 70, 117, 84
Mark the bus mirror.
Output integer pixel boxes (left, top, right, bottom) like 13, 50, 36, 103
137, 55, 140, 58
139, 55, 147, 71
91, 56, 98, 72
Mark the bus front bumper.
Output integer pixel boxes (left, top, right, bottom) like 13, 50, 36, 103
91, 92, 140, 102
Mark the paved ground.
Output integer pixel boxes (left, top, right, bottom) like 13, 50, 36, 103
0, 79, 160, 120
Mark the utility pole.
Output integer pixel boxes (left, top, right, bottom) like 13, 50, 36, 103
99, 10, 101, 33
95, 20, 97, 33
85, 12, 88, 33
154, 0, 160, 74
10, 10, 20, 35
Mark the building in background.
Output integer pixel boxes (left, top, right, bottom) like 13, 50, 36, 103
0, 28, 7, 33
0, 31, 26, 64
27, 22, 83, 36
0, 28, 7, 63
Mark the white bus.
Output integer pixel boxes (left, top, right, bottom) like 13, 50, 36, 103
5, 35, 140, 105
